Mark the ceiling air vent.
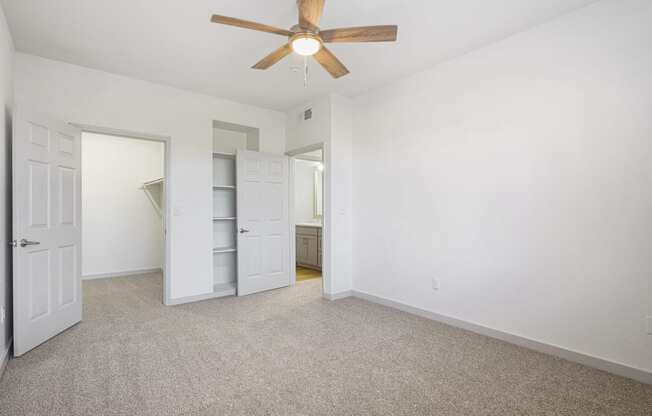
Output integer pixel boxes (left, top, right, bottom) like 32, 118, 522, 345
303, 108, 313, 121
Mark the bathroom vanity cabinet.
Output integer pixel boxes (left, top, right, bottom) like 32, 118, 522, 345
296, 225, 322, 270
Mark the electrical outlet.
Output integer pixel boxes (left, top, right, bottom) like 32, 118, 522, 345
647, 316, 652, 335
431, 278, 440, 291
0, 306, 5, 325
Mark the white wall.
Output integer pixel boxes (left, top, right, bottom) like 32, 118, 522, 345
14, 53, 286, 302
294, 159, 320, 224
286, 98, 331, 151
353, 0, 652, 373
330, 95, 354, 296
286, 94, 353, 296
0, 2, 13, 366
213, 128, 246, 154
82, 133, 164, 278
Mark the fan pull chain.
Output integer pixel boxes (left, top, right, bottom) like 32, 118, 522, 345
303, 56, 309, 88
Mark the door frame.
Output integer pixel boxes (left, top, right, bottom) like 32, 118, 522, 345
286, 142, 328, 296
71, 124, 172, 305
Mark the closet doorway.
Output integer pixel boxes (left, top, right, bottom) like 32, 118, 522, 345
80, 127, 170, 305
212, 120, 291, 297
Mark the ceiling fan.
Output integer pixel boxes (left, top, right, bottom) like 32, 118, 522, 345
210, 0, 398, 79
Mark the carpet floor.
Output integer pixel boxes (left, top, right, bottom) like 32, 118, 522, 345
0, 273, 649, 415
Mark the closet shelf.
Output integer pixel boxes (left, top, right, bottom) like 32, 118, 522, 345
212, 140, 238, 299
142, 178, 164, 219
143, 177, 164, 186
213, 152, 236, 159
213, 246, 237, 254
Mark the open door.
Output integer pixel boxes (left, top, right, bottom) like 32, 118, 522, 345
12, 111, 82, 356
236, 150, 290, 296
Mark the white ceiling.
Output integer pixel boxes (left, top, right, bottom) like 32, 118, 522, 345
1, 0, 597, 110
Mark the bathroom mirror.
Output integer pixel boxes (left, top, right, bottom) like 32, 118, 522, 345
314, 165, 323, 218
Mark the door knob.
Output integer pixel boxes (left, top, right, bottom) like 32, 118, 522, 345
19, 239, 40, 247
239, 228, 250, 234
10, 239, 41, 247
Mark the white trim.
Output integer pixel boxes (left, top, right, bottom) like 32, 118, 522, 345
321, 142, 331, 296
71, 123, 170, 143
323, 290, 352, 301
351, 289, 652, 385
74, 124, 173, 306
82, 268, 163, 280
165, 290, 232, 306
288, 157, 296, 286
0, 336, 11, 381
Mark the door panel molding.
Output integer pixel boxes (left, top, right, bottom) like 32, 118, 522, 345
13, 110, 82, 356
236, 150, 290, 296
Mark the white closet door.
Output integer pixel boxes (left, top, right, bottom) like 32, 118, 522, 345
236, 150, 289, 296
12, 111, 82, 356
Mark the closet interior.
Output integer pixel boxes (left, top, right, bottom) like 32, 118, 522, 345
211, 120, 260, 298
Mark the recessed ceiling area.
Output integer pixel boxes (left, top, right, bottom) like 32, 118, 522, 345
1, 0, 597, 110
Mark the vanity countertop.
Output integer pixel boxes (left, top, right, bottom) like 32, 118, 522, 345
296, 223, 322, 228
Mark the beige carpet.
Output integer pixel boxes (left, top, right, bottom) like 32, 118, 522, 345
0, 273, 649, 415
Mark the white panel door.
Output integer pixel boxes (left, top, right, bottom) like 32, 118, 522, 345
12, 111, 82, 356
236, 150, 289, 296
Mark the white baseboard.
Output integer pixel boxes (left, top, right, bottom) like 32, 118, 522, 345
0, 336, 11, 382
165, 290, 233, 306
323, 290, 353, 301
351, 289, 652, 385
83, 267, 162, 280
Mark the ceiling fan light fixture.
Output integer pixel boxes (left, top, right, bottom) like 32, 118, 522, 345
210, 1, 398, 78
291, 35, 321, 56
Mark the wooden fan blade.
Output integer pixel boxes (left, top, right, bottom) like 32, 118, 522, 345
297, 0, 325, 30
313, 46, 349, 78
211, 15, 293, 37
320, 25, 398, 43
252, 44, 293, 70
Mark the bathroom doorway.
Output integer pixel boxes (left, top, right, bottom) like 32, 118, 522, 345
289, 147, 324, 286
